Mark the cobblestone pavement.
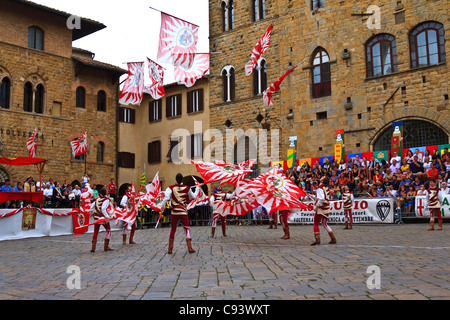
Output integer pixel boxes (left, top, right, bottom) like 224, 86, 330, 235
0, 223, 449, 301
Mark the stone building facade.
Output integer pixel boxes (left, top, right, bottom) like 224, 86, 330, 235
0, 0, 125, 188
209, 0, 449, 166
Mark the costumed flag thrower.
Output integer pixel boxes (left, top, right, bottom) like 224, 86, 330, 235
119, 62, 145, 105
144, 58, 165, 100
245, 24, 272, 76
157, 11, 199, 69
27, 127, 38, 158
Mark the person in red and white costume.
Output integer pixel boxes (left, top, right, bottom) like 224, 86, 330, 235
120, 186, 138, 245
278, 209, 291, 239
89, 187, 114, 252
160, 173, 200, 254
342, 185, 354, 230
426, 180, 443, 231
209, 185, 234, 238
310, 176, 337, 245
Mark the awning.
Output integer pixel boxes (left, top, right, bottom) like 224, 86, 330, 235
0, 157, 47, 166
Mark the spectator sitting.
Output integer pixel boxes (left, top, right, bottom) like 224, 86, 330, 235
372, 170, 383, 184
43, 183, 52, 207
73, 185, 81, 207
426, 163, 439, 180
52, 181, 64, 208
13, 182, 24, 192
390, 159, 399, 174
0, 179, 12, 192
440, 181, 449, 196
389, 174, 400, 190
400, 159, 410, 174
409, 155, 423, 175
399, 174, 411, 188
384, 167, 394, 181
416, 184, 428, 196
412, 176, 423, 191
390, 151, 402, 169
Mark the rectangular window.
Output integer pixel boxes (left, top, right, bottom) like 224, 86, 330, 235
316, 111, 327, 120
149, 100, 162, 122
118, 152, 135, 168
166, 94, 182, 118
187, 89, 204, 114
148, 141, 161, 164
119, 107, 135, 123
189, 134, 203, 159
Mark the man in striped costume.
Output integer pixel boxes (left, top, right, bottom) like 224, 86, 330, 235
311, 176, 337, 245
426, 180, 443, 231
210, 186, 234, 238
90, 188, 114, 252
342, 185, 354, 229
160, 173, 200, 254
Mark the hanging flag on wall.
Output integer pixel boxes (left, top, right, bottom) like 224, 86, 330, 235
26, 128, 38, 158
263, 64, 297, 107
144, 58, 166, 100
286, 136, 297, 169
334, 129, 345, 162
119, 62, 145, 105
391, 121, 403, 156
245, 24, 273, 76
174, 53, 210, 88
157, 12, 199, 68
71, 132, 88, 157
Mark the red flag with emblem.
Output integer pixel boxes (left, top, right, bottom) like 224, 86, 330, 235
70, 132, 88, 157
119, 62, 145, 105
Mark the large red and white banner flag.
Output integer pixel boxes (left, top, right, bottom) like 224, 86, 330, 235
191, 160, 253, 185
27, 128, 37, 158
119, 62, 145, 105
174, 53, 210, 88
245, 24, 272, 76
144, 58, 166, 100
71, 132, 88, 157
263, 65, 298, 107
157, 12, 199, 69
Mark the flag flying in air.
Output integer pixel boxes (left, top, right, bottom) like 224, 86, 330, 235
263, 65, 298, 107
174, 53, 210, 88
71, 132, 88, 157
144, 58, 166, 100
27, 128, 37, 158
245, 25, 273, 76
191, 160, 253, 185
157, 12, 199, 69
119, 62, 145, 105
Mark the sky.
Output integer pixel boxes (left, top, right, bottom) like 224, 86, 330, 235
32, 0, 210, 84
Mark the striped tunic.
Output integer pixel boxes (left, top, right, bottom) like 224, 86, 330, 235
427, 187, 441, 209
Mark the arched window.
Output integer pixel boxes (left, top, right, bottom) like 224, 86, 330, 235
97, 90, 106, 112
253, 58, 267, 96
410, 21, 446, 68
23, 82, 33, 112
222, 65, 235, 102
0, 77, 11, 109
373, 120, 448, 151
96, 142, 105, 163
253, 0, 265, 21
222, 0, 234, 31
35, 84, 44, 114
28, 26, 44, 51
311, 48, 331, 98
76, 86, 86, 109
366, 34, 398, 78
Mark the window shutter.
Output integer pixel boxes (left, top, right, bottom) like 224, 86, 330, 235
198, 89, 204, 112
149, 102, 154, 122
130, 108, 135, 124
230, 70, 236, 101
177, 94, 182, 116
157, 100, 162, 120
166, 96, 172, 118
187, 91, 193, 114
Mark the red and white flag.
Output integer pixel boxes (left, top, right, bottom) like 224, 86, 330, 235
71, 132, 88, 157
244, 169, 308, 213
27, 128, 37, 158
157, 12, 199, 69
191, 160, 253, 185
116, 183, 138, 227
263, 65, 298, 107
245, 25, 272, 76
144, 58, 166, 100
174, 53, 210, 88
119, 62, 145, 105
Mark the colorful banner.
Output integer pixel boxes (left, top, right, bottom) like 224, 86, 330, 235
288, 198, 394, 224
414, 195, 449, 218
72, 208, 89, 235
334, 129, 344, 162
287, 136, 297, 169
438, 144, 450, 157
374, 150, 389, 163
391, 121, 403, 156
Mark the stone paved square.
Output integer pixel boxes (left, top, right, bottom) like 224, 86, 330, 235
0, 222, 449, 302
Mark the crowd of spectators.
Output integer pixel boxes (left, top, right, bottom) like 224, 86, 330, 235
0, 173, 118, 209
282, 148, 450, 212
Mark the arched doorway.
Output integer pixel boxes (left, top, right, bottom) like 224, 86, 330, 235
373, 120, 448, 151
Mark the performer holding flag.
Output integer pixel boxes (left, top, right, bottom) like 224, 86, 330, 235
210, 185, 235, 238
342, 185, 354, 229
90, 187, 114, 252
159, 173, 200, 254
310, 176, 337, 246
120, 185, 138, 245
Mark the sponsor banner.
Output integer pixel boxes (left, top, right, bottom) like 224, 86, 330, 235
414, 195, 450, 218
289, 198, 394, 224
